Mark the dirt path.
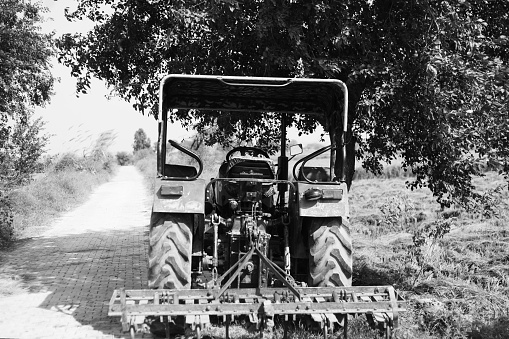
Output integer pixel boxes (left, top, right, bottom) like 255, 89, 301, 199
0, 166, 153, 339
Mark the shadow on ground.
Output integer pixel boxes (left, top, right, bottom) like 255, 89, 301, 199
0, 225, 149, 338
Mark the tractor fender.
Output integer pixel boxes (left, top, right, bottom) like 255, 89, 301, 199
152, 177, 206, 214
296, 182, 349, 218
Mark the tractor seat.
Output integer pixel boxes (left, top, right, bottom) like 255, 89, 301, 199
164, 164, 198, 178
223, 158, 275, 179
298, 166, 330, 182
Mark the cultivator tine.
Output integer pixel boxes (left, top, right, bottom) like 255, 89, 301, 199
120, 288, 129, 332
160, 316, 170, 339
225, 315, 231, 339
343, 314, 348, 339
196, 325, 202, 339
387, 286, 399, 327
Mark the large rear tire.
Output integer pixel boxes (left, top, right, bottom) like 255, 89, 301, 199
308, 217, 352, 287
148, 213, 193, 289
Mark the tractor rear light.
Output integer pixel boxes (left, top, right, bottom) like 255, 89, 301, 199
303, 188, 343, 201
322, 189, 343, 200
160, 185, 183, 196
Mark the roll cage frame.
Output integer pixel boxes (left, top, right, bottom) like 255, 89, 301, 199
157, 75, 349, 183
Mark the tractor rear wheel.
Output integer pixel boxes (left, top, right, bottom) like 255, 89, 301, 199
308, 217, 352, 287
148, 213, 193, 289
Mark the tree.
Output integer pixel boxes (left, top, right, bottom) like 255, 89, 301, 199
0, 0, 54, 188
0, 0, 54, 243
57, 0, 508, 207
133, 128, 151, 152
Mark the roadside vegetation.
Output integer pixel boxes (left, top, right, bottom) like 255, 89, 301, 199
8, 151, 116, 240
0, 133, 117, 246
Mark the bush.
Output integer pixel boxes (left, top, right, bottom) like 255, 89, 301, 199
101, 153, 116, 173
53, 153, 81, 172
133, 148, 154, 163
116, 151, 132, 166
0, 191, 14, 246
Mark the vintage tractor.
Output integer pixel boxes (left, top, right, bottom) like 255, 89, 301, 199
109, 75, 405, 338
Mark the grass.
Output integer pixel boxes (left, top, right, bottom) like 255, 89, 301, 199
350, 172, 509, 338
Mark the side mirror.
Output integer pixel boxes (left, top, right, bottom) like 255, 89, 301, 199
289, 144, 303, 156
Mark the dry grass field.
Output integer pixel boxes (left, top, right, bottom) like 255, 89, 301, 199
350, 172, 509, 338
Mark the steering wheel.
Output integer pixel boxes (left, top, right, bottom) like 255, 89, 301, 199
226, 146, 270, 161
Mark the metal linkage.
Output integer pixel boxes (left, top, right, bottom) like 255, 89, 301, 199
110, 286, 406, 338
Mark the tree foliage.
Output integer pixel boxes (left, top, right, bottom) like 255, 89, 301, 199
57, 0, 508, 206
133, 128, 151, 152
0, 0, 54, 188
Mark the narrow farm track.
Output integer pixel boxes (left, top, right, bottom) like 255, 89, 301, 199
0, 166, 153, 339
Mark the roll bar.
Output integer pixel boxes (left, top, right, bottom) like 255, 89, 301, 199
158, 75, 348, 182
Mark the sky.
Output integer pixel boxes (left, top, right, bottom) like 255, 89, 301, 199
34, 0, 188, 155
34, 0, 325, 155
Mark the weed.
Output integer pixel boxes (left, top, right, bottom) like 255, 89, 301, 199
380, 195, 416, 227
408, 218, 453, 286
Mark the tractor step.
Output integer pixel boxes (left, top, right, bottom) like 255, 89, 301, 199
109, 286, 405, 338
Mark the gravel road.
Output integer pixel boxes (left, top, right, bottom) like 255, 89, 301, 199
0, 166, 153, 339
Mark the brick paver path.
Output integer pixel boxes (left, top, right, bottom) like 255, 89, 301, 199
0, 166, 152, 338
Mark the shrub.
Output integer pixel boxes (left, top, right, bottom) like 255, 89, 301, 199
101, 153, 116, 173
133, 148, 154, 163
0, 191, 14, 245
116, 151, 132, 166
53, 153, 81, 172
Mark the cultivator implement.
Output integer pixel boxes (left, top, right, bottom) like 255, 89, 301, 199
109, 285, 405, 339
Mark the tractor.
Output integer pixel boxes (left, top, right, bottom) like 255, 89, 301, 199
109, 75, 405, 339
